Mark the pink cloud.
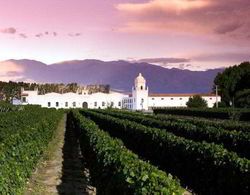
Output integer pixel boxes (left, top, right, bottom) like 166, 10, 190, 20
35, 33, 43, 38
192, 52, 250, 62
0, 27, 17, 34
0, 61, 24, 81
117, 0, 211, 14
19, 33, 28, 38
116, 0, 250, 41
136, 57, 190, 64
68, 33, 82, 37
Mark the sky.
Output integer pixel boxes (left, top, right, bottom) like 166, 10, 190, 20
0, 0, 250, 70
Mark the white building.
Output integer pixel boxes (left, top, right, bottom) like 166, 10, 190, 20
20, 73, 221, 110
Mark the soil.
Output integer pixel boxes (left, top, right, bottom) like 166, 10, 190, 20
24, 114, 96, 195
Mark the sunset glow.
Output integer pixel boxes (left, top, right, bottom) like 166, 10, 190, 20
0, 0, 249, 70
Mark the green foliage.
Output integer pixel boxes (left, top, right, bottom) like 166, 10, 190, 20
80, 109, 250, 195
214, 61, 250, 107
0, 107, 63, 194
0, 80, 110, 101
153, 113, 250, 133
68, 110, 184, 195
214, 101, 227, 108
0, 101, 23, 112
153, 107, 250, 121
186, 95, 208, 108
235, 89, 250, 108
93, 109, 250, 159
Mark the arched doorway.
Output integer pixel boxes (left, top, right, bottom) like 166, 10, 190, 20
82, 102, 88, 108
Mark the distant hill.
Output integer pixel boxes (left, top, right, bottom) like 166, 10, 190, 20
0, 59, 224, 93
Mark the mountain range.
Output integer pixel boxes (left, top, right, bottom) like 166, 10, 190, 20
0, 59, 224, 93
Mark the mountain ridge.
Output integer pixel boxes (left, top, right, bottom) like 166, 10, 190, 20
0, 59, 224, 93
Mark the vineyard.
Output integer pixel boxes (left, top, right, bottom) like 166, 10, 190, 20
0, 105, 249, 194
0, 105, 64, 194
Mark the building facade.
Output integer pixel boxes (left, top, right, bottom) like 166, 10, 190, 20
20, 73, 221, 110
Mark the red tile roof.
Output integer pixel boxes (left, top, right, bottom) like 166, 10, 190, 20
149, 93, 216, 97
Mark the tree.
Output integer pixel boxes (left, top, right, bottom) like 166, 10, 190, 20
186, 95, 208, 108
213, 61, 250, 107
235, 89, 250, 108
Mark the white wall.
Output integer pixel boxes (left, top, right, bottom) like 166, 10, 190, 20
20, 74, 221, 110
22, 90, 128, 109
132, 87, 149, 110
148, 95, 221, 108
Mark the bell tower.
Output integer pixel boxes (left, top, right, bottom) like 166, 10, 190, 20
132, 73, 148, 110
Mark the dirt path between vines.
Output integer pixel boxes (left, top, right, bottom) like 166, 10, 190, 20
24, 114, 96, 195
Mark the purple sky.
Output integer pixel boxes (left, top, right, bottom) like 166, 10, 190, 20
0, 0, 249, 70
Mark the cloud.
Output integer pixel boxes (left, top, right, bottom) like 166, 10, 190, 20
34, 31, 58, 38
214, 22, 242, 34
0, 27, 17, 34
136, 57, 190, 64
133, 57, 193, 70
117, 0, 210, 14
0, 61, 24, 81
19, 33, 28, 38
178, 63, 193, 70
116, 0, 250, 40
68, 33, 82, 37
192, 52, 250, 62
35, 33, 43, 38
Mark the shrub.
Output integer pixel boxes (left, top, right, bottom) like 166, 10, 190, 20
81, 110, 250, 195
153, 107, 250, 121
93, 109, 250, 159
68, 110, 184, 195
0, 108, 63, 194
186, 95, 208, 108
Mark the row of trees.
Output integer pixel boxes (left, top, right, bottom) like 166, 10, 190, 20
186, 61, 250, 108
214, 62, 250, 108
0, 81, 110, 101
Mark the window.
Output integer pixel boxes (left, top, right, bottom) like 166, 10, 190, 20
171, 98, 174, 100
94, 102, 97, 107
210, 98, 212, 100
73, 102, 76, 107
118, 102, 121, 107
179, 98, 182, 100
48, 102, 51, 107
161, 98, 164, 100
111, 102, 114, 107
65, 102, 68, 107
141, 86, 143, 90
152, 98, 155, 100
56, 102, 59, 107
102, 102, 105, 106
22, 97, 26, 102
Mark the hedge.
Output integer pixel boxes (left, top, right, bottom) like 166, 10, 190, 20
68, 110, 184, 195
153, 108, 250, 121
154, 114, 250, 133
0, 101, 23, 112
94, 109, 250, 159
0, 108, 57, 141
109, 109, 250, 133
81, 110, 250, 195
0, 108, 63, 194
95, 109, 250, 133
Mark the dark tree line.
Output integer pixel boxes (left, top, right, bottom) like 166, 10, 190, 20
0, 81, 110, 101
214, 61, 250, 108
